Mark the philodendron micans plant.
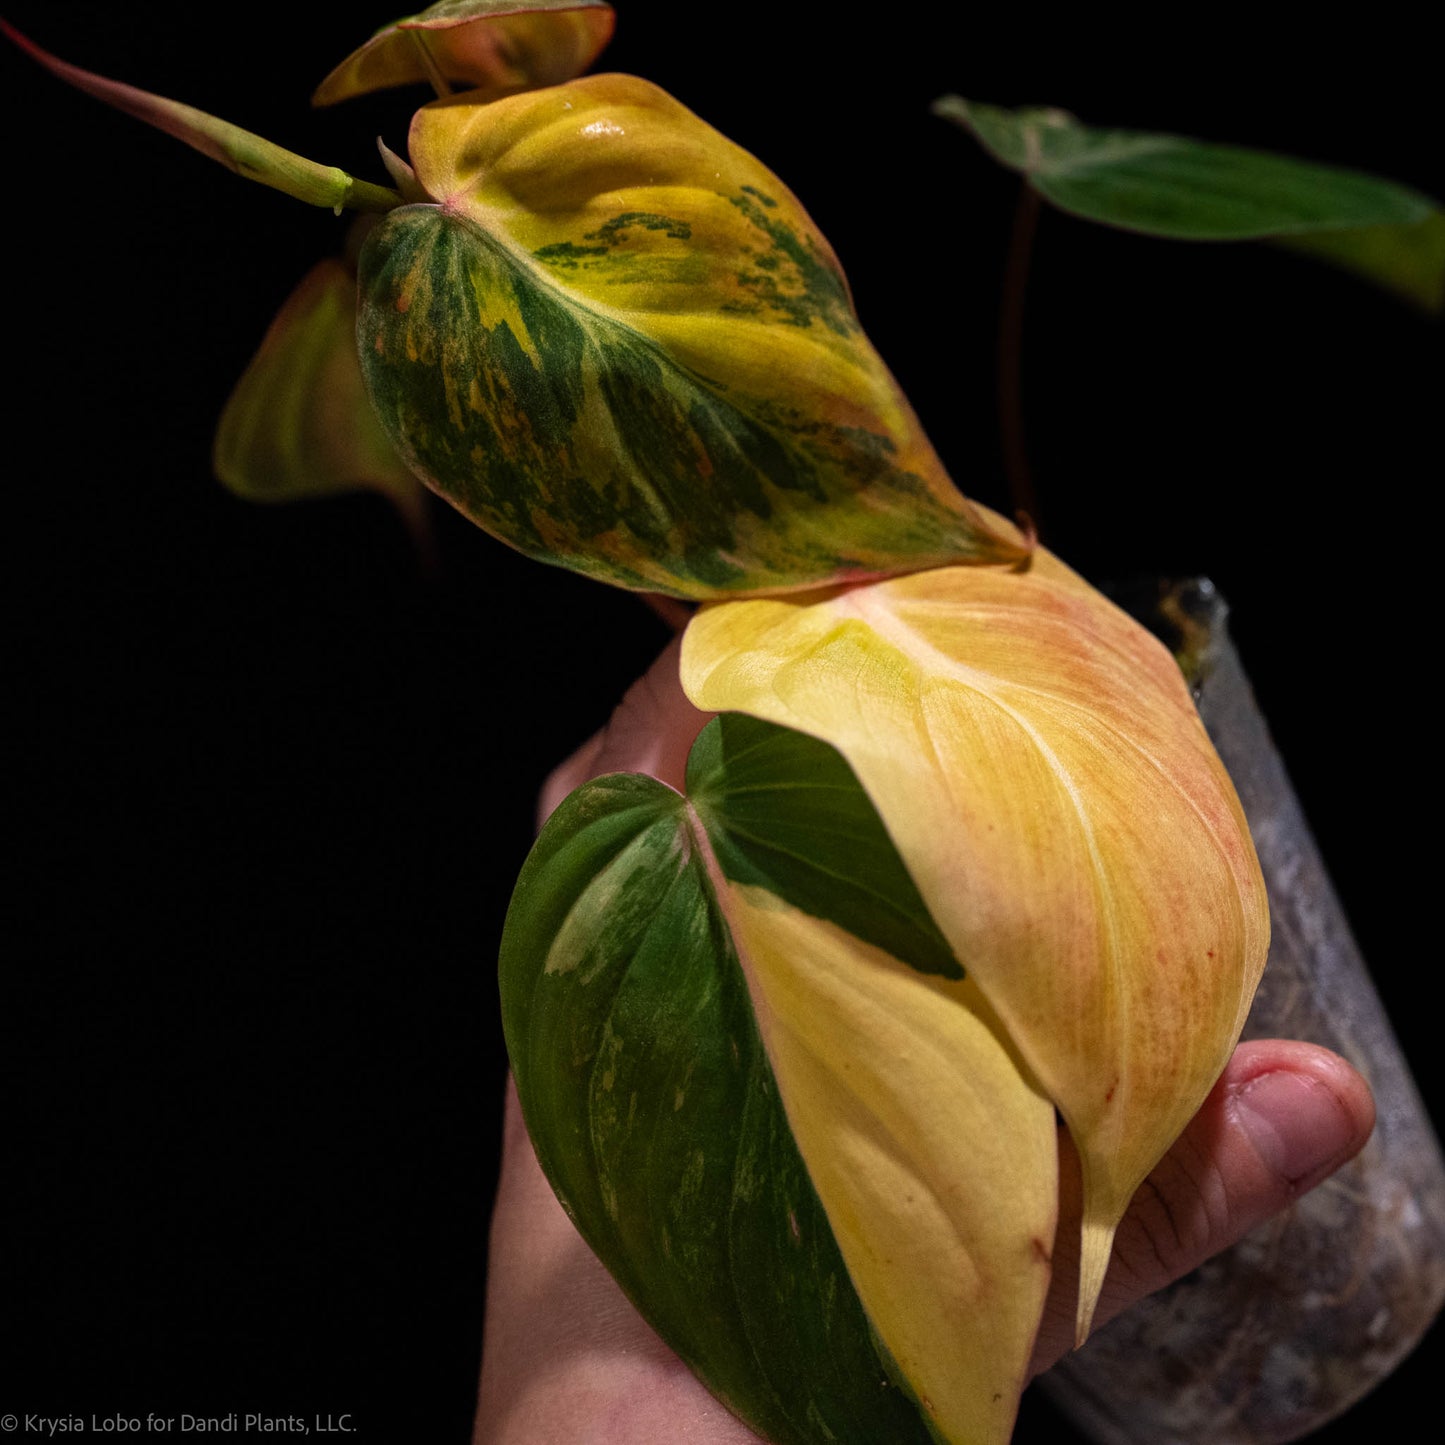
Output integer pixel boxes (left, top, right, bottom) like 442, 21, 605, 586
9, 4, 1440, 1441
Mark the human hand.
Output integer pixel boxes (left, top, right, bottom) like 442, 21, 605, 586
475, 637, 1375, 1444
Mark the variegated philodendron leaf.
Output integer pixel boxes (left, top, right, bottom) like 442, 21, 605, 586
313, 0, 616, 107
935, 96, 1444, 312
356, 74, 1027, 598
214, 256, 430, 546
682, 554, 1271, 1340
501, 714, 1057, 1445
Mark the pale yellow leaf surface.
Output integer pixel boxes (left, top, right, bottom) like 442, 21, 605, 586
719, 886, 1056, 1445
683, 555, 1269, 1336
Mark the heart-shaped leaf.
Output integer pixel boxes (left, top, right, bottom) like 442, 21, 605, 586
502, 717, 1058, 1445
935, 96, 1443, 311
682, 554, 1271, 1335
312, 0, 615, 106
356, 75, 1027, 598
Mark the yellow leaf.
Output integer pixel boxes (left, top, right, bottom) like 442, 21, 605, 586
682, 549, 1270, 1337
718, 885, 1057, 1445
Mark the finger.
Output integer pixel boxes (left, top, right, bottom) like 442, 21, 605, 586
1030, 1039, 1375, 1376
537, 634, 714, 826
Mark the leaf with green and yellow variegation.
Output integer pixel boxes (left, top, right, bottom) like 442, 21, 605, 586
355, 75, 1028, 598
681, 551, 1271, 1340
313, 0, 616, 106
213, 254, 432, 550
502, 713, 1057, 1445
935, 96, 1444, 312
0, 20, 401, 214
3, 26, 1022, 593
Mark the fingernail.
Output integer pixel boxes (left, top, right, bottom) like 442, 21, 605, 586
1231, 1069, 1353, 1186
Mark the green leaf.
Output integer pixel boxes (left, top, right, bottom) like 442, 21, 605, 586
935, 95, 1443, 310
687, 713, 962, 978
2, 21, 400, 214
356, 76, 1026, 598
1278, 210, 1445, 312
500, 772, 942, 1445
214, 255, 430, 544
312, 0, 615, 106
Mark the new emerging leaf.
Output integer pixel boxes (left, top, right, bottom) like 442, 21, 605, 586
1, 21, 401, 213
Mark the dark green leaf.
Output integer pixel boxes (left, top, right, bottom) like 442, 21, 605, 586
499, 771, 939, 1445
687, 714, 962, 979
935, 96, 1443, 310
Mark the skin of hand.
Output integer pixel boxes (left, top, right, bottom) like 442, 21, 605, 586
475, 636, 1376, 1445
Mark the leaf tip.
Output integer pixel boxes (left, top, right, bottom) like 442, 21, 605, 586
930, 93, 971, 126
1009, 511, 1039, 570
1075, 1214, 1118, 1347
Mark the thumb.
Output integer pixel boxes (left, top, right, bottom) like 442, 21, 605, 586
1031, 1039, 1375, 1376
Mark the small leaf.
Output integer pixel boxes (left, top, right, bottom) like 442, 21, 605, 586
357, 76, 1026, 597
2, 21, 401, 214
935, 95, 1443, 309
214, 256, 430, 546
682, 551, 1270, 1336
312, 0, 615, 106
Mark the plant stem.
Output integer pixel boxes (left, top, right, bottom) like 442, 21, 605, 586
998, 181, 1041, 533
638, 593, 694, 633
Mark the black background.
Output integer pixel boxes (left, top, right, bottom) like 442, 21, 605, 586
6, 3, 1440, 1440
